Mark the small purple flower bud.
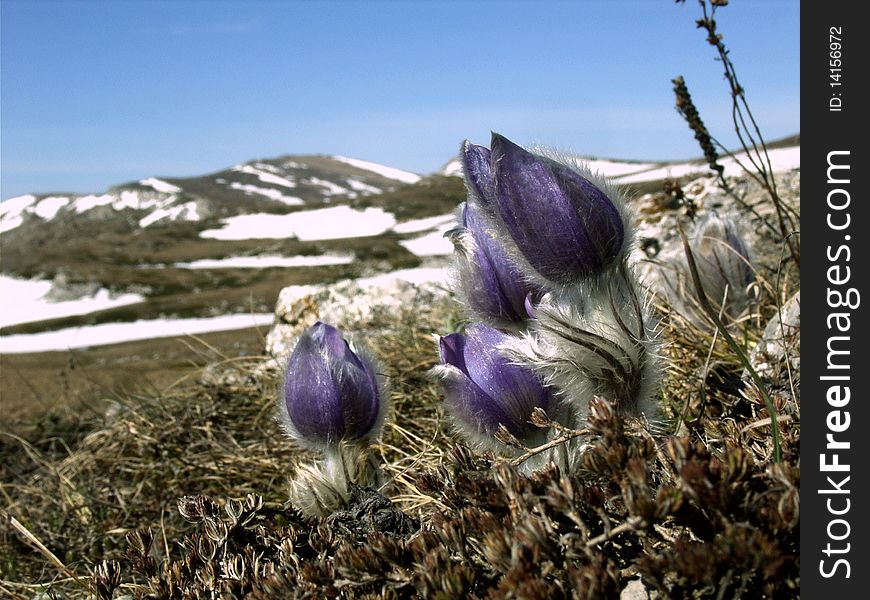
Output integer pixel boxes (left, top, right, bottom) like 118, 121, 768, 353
450, 201, 545, 326
435, 323, 552, 446
489, 133, 626, 284
280, 322, 384, 449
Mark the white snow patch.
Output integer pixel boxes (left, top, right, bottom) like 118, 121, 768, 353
257, 172, 297, 188
583, 159, 658, 178
70, 190, 175, 215
399, 230, 455, 257
0, 313, 274, 354
253, 162, 282, 174
720, 145, 800, 174
200, 206, 397, 241
346, 179, 382, 195
170, 254, 355, 269
73, 193, 115, 213
140, 177, 182, 193
0, 195, 37, 232
393, 213, 456, 234
441, 159, 463, 177
306, 177, 348, 196
614, 164, 702, 185
232, 164, 297, 188
139, 201, 199, 228
332, 156, 421, 184
0, 215, 24, 233
394, 214, 457, 257
117, 190, 168, 211
282, 160, 308, 170
356, 267, 449, 288
228, 183, 304, 205
116, 190, 143, 210
0, 194, 37, 218
615, 145, 800, 184
0, 275, 146, 329
32, 196, 71, 220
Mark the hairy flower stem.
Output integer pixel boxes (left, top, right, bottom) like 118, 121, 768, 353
679, 225, 781, 463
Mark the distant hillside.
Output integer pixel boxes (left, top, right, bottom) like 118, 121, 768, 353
0, 151, 465, 335
0, 136, 799, 339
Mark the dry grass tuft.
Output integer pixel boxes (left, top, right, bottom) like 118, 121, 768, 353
0, 302, 465, 598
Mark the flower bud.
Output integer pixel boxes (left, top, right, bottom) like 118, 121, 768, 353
690, 212, 754, 315
462, 133, 629, 286
433, 323, 552, 450
279, 322, 385, 450
448, 201, 545, 326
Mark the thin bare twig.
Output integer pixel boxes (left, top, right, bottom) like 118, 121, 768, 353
694, 0, 800, 267
585, 516, 645, 548
509, 428, 590, 467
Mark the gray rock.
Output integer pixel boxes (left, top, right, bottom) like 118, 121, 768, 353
620, 577, 657, 599
750, 290, 800, 380
265, 273, 450, 362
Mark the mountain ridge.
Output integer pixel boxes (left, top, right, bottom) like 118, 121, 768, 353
0, 136, 800, 338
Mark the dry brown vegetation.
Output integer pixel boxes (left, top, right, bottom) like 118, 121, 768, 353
0, 232, 800, 597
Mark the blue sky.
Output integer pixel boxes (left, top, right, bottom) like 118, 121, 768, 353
0, 0, 799, 200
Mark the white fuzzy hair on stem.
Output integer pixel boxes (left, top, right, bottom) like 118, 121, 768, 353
499, 260, 664, 432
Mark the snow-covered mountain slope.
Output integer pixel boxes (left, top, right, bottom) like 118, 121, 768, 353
612, 145, 800, 185
439, 143, 800, 185
0, 155, 420, 236
0, 152, 463, 345
0, 137, 799, 352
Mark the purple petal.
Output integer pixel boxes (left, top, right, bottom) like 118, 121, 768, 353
313, 322, 380, 440
311, 321, 365, 372
461, 202, 544, 322
523, 293, 536, 319
457, 324, 551, 438
439, 364, 525, 437
284, 330, 345, 444
490, 133, 624, 282
334, 358, 381, 440
461, 141, 496, 207
723, 223, 753, 285
695, 214, 753, 290
285, 323, 380, 444
440, 333, 468, 373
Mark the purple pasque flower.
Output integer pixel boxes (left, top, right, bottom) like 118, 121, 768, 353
461, 133, 627, 286
690, 212, 754, 315
280, 322, 384, 450
434, 323, 552, 448
449, 200, 544, 326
